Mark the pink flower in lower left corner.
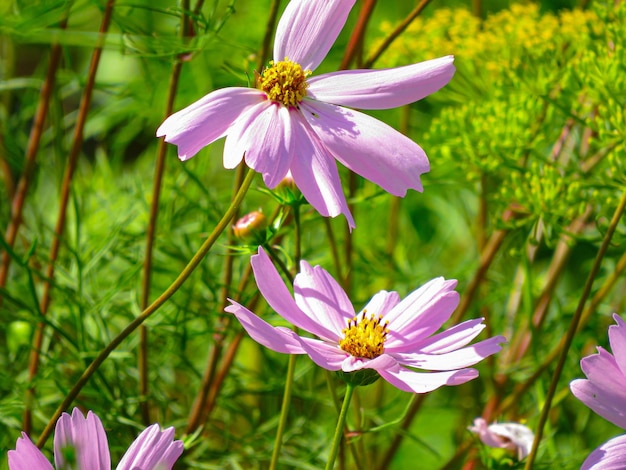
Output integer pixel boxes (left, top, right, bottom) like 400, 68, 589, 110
225, 247, 506, 393
8, 408, 183, 470
570, 314, 626, 470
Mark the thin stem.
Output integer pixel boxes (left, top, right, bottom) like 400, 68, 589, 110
186, 164, 246, 434
269, 204, 301, 469
452, 226, 509, 324
524, 187, 626, 469
269, 352, 297, 470
377, 394, 428, 469
340, 0, 378, 69
0, 11, 69, 297
36, 168, 256, 448
257, 0, 281, 71
195, 204, 283, 427
323, 218, 343, 281
326, 383, 356, 470
364, 0, 432, 68
138, 0, 190, 422
24, 0, 114, 433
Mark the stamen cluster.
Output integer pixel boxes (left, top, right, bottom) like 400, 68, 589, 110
258, 58, 311, 107
339, 310, 389, 359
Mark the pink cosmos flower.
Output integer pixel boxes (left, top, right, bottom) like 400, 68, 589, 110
225, 247, 505, 393
570, 314, 626, 470
157, 0, 455, 228
8, 408, 183, 470
468, 418, 534, 460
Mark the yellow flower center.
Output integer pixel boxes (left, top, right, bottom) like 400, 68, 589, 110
258, 58, 311, 107
339, 310, 389, 359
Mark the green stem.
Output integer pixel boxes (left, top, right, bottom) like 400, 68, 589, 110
326, 383, 355, 470
269, 353, 297, 470
268, 204, 302, 470
36, 167, 256, 448
139, 0, 190, 424
524, 187, 626, 469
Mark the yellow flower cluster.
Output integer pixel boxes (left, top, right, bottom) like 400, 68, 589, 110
374, 3, 598, 78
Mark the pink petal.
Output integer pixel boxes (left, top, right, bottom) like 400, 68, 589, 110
361, 291, 401, 317
293, 260, 354, 341
273, 0, 356, 71
299, 337, 348, 371
383, 277, 460, 348
226, 103, 294, 187
250, 247, 341, 339
393, 335, 505, 371
301, 100, 429, 196
290, 113, 355, 228
8, 433, 54, 470
571, 347, 626, 429
392, 318, 486, 354
469, 418, 535, 460
225, 300, 306, 354
582, 434, 626, 470
341, 353, 397, 373
609, 314, 626, 378
378, 366, 478, 394
156, 87, 264, 161
116, 425, 183, 470
223, 100, 270, 169
54, 409, 110, 470
307, 56, 455, 109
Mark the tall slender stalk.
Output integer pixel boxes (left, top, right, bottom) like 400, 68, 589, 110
524, 187, 626, 469
36, 168, 256, 448
340, 0, 377, 69
326, 383, 356, 470
268, 205, 300, 470
23, 0, 115, 433
364, 0, 433, 68
186, 164, 245, 433
138, 0, 191, 425
0, 11, 69, 298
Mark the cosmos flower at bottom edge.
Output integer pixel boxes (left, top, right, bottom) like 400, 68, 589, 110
570, 313, 626, 469
225, 246, 506, 393
8, 408, 183, 470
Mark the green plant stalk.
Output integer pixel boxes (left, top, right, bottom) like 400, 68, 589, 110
36, 167, 256, 448
524, 186, 626, 469
138, 20, 190, 427
192, 204, 286, 430
24, 0, 115, 434
269, 352, 297, 470
326, 383, 355, 470
364, 0, 433, 68
269, 204, 301, 470
186, 164, 245, 434
256, 0, 281, 70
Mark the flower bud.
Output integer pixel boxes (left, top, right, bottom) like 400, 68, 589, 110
233, 211, 268, 243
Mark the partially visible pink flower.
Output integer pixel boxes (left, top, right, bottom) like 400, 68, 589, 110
8, 408, 183, 470
468, 417, 534, 460
225, 247, 505, 393
157, 0, 455, 228
571, 314, 626, 470
579, 435, 626, 470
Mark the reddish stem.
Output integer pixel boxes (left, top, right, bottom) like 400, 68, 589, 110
23, 0, 115, 433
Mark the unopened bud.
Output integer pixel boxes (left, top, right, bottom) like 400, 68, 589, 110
233, 211, 268, 242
